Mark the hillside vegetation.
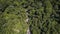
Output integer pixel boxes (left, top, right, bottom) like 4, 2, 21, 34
0, 0, 60, 34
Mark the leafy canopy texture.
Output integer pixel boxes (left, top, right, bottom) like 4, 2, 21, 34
0, 0, 60, 34
0, 0, 28, 34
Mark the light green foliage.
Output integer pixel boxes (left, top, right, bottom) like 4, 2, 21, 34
0, 0, 60, 34
0, 0, 29, 34
0, 6, 28, 34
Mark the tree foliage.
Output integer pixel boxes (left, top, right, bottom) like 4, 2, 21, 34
0, 0, 60, 34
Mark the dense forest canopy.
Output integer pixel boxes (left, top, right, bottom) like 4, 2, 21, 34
0, 0, 60, 34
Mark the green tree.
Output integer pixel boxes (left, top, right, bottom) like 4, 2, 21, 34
0, 0, 29, 34
0, 0, 60, 34
28, 0, 60, 34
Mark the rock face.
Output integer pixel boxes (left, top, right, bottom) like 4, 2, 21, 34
27, 28, 31, 34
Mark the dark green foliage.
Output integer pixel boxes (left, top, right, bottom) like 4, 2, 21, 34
0, 0, 60, 34
28, 0, 60, 34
